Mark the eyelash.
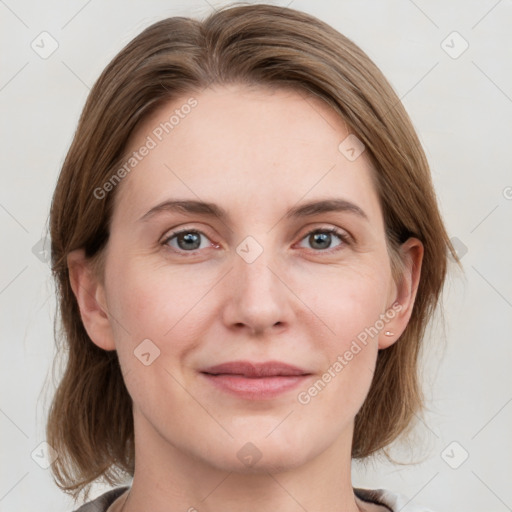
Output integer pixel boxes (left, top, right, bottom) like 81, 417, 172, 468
161, 226, 351, 256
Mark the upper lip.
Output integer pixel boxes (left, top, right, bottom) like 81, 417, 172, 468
201, 360, 310, 378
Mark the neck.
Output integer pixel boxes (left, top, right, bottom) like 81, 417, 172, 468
121, 411, 363, 512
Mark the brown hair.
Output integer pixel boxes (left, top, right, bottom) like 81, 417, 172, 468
46, 2, 462, 498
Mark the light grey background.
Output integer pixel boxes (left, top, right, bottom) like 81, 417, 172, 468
1, 1, 511, 511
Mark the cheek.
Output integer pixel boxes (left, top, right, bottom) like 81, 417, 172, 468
296, 299, 380, 426
294, 266, 388, 409
300, 261, 390, 342
105, 256, 209, 343
103, 260, 204, 416
103, 257, 222, 407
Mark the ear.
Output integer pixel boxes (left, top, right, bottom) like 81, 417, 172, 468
67, 248, 116, 351
378, 237, 424, 349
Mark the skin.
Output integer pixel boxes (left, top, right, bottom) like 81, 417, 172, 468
68, 84, 423, 512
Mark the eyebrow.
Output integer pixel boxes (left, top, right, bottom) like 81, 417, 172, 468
138, 198, 369, 223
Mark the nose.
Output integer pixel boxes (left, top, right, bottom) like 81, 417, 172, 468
221, 247, 293, 336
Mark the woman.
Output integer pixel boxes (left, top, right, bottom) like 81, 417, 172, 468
46, 4, 460, 511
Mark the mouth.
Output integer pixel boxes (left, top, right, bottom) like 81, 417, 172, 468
200, 360, 312, 400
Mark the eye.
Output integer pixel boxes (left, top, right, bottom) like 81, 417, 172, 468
297, 227, 350, 253
161, 226, 350, 256
162, 229, 217, 254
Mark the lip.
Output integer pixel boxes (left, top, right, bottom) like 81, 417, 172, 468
200, 360, 312, 400
202, 360, 309, 377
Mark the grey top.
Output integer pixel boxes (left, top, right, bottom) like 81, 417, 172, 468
72, 486, 435, 511
73, 486, 129, 512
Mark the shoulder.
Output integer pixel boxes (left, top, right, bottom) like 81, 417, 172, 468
354, 487, 438, 512
71, 486, 130, 512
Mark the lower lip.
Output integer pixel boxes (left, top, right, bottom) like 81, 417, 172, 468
201, 373, 310, 400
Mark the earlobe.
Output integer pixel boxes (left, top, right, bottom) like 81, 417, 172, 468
379, 237, 424, 349
67, 248, 116, 351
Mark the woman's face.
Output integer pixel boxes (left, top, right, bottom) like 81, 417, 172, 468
82, 84, 420, 473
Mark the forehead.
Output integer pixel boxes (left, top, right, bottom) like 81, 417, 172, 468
112, 84, 382, 227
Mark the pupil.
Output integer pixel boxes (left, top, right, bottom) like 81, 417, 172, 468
312, 232, 330, 250
179, 232, 200, 250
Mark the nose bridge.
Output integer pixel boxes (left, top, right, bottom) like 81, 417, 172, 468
236, 235, 281, 302
223, 234, 291, 334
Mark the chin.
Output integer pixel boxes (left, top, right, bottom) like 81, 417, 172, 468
214, 445, 312, 475
200, 426, 322, 475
